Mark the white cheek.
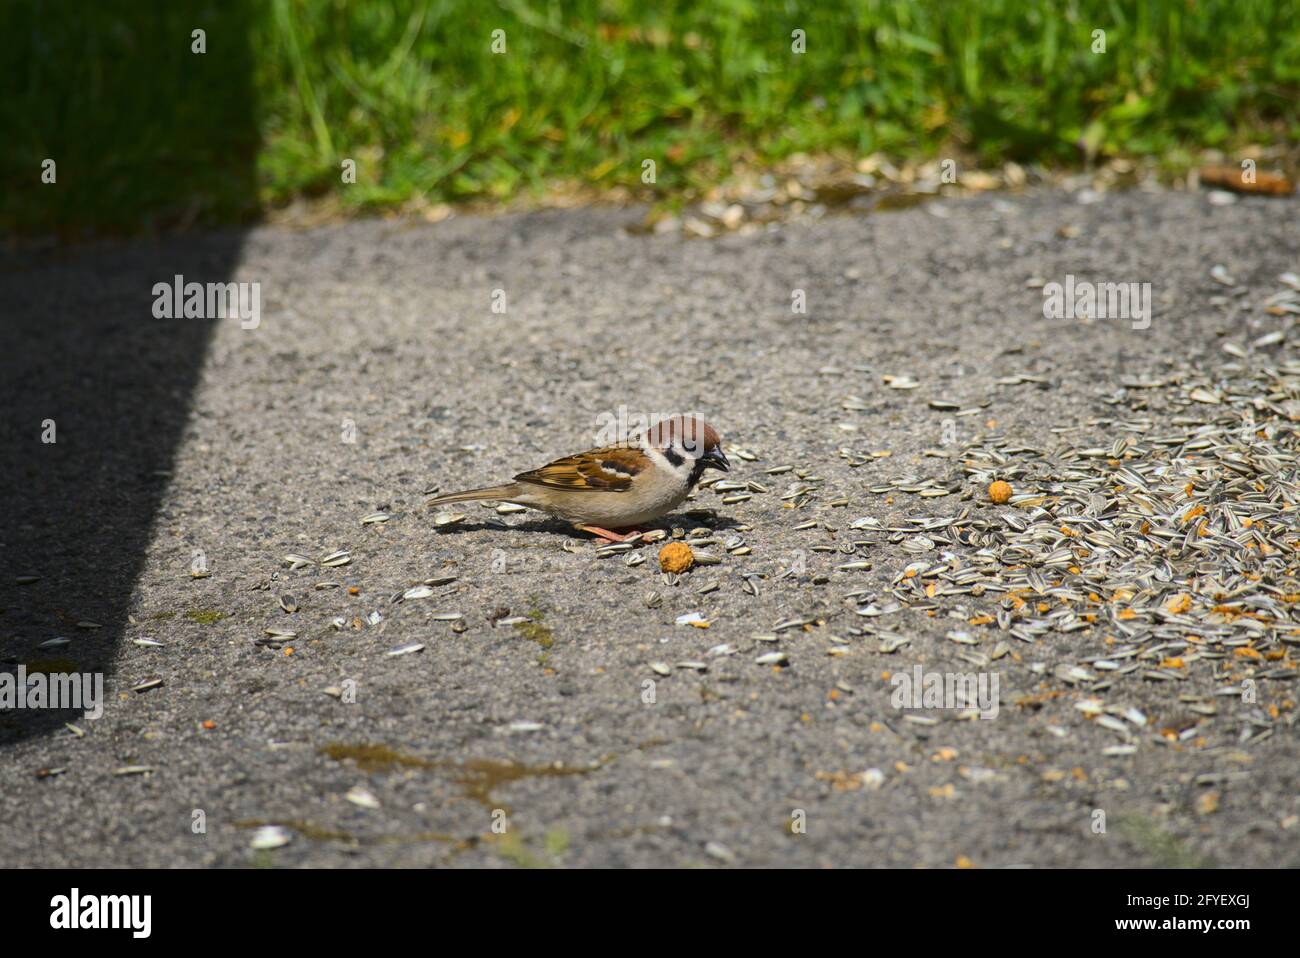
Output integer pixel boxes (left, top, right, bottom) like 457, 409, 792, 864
643, 444, 693, 480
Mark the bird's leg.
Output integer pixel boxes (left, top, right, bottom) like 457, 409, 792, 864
575, 524, 641, 544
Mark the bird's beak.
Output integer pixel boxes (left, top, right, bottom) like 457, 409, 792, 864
700, 447, 730, 472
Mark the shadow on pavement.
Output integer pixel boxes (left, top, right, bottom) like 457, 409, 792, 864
0, 2, 258, 743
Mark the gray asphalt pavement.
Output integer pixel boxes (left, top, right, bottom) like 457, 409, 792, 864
2, 188, 1298, 867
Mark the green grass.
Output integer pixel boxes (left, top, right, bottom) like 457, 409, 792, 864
1116, 814, 1214, 868
184, 608, 227, 625
1, 0, 260, 234
3, 0, 1297, 233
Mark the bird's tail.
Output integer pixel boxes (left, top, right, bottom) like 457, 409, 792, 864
426, 483, 520, 509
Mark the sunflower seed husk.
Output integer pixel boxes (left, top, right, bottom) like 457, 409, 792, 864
250, 825, 292, 850
345, 786, 381, 809
387, 642, 425, 657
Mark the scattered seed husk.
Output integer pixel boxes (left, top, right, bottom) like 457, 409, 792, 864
878, 634, 911, 653
704, 841, 736, 862
387, 642, 425, 657
345, 786, 381, 809
250, 825, 292, 850
675, 612, 709, 627
884, 375, 920, 390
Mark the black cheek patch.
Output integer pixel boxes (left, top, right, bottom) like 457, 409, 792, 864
662, 447, 685, 468
688, 459, 708, 487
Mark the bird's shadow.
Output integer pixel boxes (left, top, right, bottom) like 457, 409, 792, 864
426, 509, 745, 542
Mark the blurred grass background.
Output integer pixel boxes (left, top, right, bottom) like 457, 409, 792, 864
3, 0, 1298, 234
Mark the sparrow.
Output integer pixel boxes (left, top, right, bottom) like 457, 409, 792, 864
425, 415, 730, 542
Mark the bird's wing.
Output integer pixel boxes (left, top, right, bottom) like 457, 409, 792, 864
513, 445, 647, 492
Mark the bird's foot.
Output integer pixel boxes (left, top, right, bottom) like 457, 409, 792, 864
575, 524, 641, 544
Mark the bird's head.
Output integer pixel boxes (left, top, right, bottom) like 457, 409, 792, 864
639, 414, 729, 477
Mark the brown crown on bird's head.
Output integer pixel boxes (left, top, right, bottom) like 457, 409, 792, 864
639, 415, 725, 467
